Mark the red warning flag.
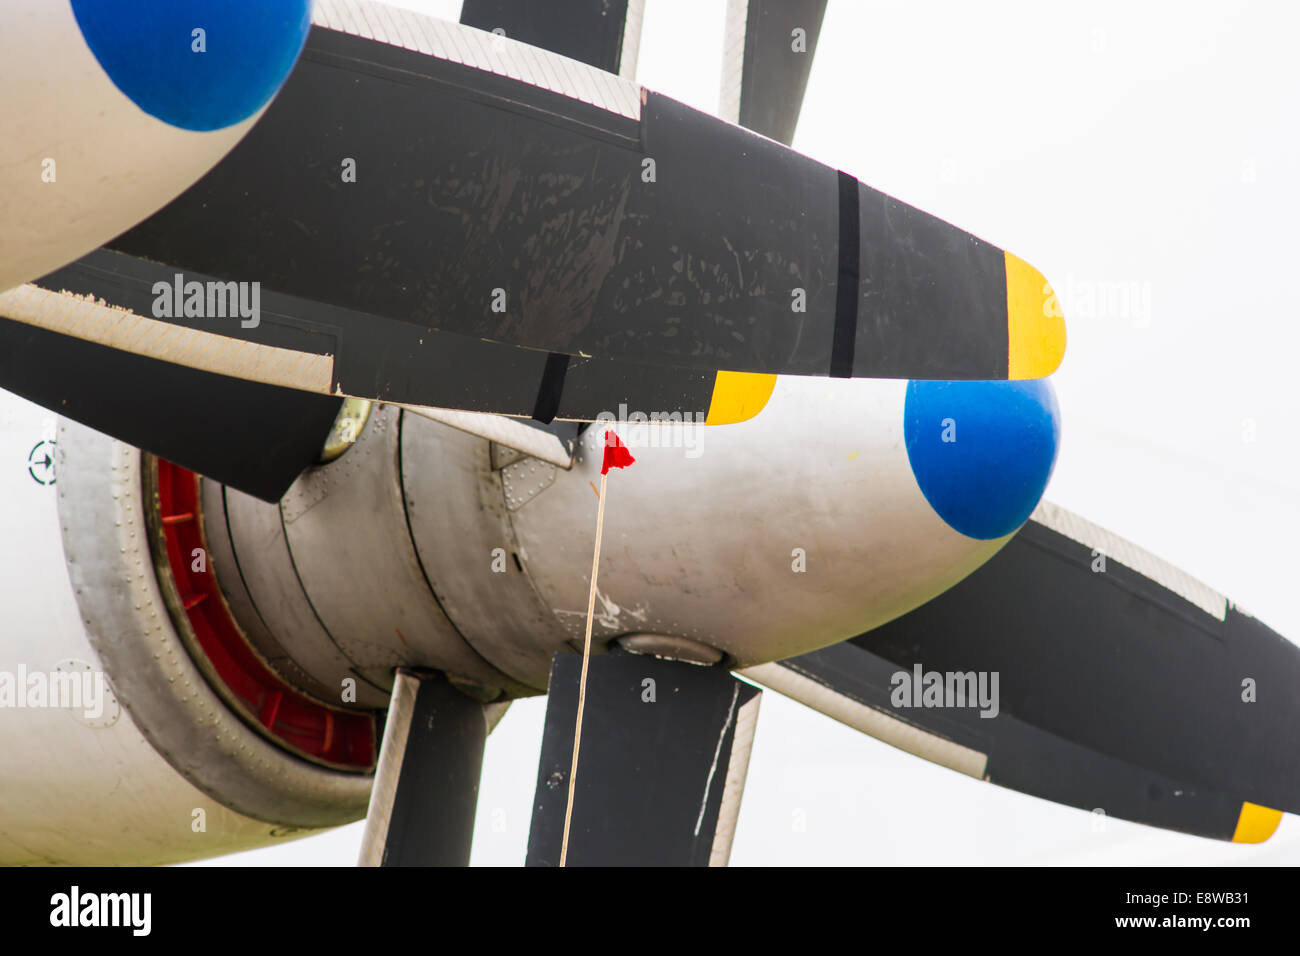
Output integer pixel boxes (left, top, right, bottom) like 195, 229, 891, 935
601, 430, 636, 475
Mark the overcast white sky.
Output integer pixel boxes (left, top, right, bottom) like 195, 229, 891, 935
197, 0, 1300, 866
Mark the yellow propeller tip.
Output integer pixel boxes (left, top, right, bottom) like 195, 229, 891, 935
1232, 802, 1282, 844
1005, 251, 1066, 380
705, 370, 778, 425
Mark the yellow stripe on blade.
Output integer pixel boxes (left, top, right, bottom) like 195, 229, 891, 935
1005, 252, 1066, 380
1232, 802, 1282, 843
705, 371, 777, 425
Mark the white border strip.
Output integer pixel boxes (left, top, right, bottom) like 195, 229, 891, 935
1030, 500, 1227, 621
357, 670, 420, 867
0, 284, 334, 394
620, 0, 646, 81
740, 662, 988, 780
708, 688, 760, 866
399, 404, 573, 469
313, 0, 643, 120
718, 0, 749, 124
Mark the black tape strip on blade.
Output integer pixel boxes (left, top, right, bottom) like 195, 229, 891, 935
830, 170, 860, 378
531, 352, 570, 424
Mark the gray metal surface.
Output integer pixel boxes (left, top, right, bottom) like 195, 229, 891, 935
503, 378, 1006, 671
400, 413, 569, 690
279, 405, 524, 700
220, 478, 392, 710
201, 379, 1007, 694
199, 476, 344, 706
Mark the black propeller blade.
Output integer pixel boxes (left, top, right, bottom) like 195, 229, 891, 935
358, 670, 488, 867
747, 502, 1294, 844
0, 310, 341, 503
0, 246, 775, 501
722, 0, 828, 146
93, 2, 1061, 405
528, 648, 762, 866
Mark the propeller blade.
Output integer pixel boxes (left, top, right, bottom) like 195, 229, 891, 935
744, 501, 1296, 844
527, 648, 761, 866
721, 0, 828, 145
460, 0, 643, 77
0, 310, 341, 503
100, 0, 1061, 401
3, 247, 777, 500
3, 248, 771, 501
358, 670, 489, 867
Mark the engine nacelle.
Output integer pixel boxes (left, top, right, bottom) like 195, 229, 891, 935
0, 396, 371, 865
0, 371, 1057, 864
212, 377, 1056, 691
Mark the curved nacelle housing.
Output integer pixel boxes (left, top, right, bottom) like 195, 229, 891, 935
0, 398, 370, 865
213, 377, 1054, 691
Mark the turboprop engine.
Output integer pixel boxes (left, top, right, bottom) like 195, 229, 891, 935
0, 374, 1059, 863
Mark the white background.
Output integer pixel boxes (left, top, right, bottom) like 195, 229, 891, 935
195, 0, 1300, 866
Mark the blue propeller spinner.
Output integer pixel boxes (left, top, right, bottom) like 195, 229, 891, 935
70, 0, 313, 131
905, 379, 1061, 540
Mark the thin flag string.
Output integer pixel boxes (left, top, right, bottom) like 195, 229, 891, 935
559, 428, 635, 867
559, 470, 606, 867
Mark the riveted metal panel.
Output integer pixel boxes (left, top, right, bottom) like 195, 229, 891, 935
400, 413, 568, 690
220, 483, 392, 710
199, 476, 344, 706
278, 405, 527, 700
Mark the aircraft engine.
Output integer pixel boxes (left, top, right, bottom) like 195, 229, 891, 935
0, 372, 1060, 863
